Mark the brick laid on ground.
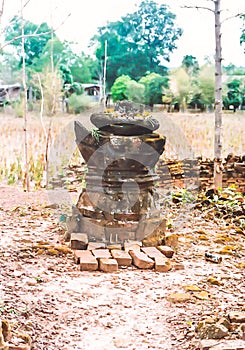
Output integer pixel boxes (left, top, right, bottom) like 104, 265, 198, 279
78, 250, 98, 271
129, 250, 154, 269
111, 249, 132, 266
124, 241, 141, 253
74, 250, 92, 264
154, 256, 172, 272
91, 249, 112, 259
141, 246, 164, 259
157, 245, 175, 258
199, 338, 245, 350
87, 242, 106, 250
99, 258, 118, 272
70, 233, 88, 250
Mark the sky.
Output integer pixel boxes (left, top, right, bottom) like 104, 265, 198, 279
2, 0, 245, 68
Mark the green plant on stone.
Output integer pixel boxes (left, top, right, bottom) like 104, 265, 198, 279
91, 129, 101, 143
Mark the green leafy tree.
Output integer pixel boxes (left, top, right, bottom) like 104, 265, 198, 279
223, 78, 242, 111
4, 15, 52, 67
182, 55, 200, 76
126, 80, 145, 103
92, 0, 182, 88
170, 67, 192, 111
111, 75, 132, 101
198, 64, 215, 109
139, 72, 169, 108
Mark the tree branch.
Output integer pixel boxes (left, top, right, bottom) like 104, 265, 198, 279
0, 12, 71, 51
182, 5, 214, 13
221, 12, 244, 24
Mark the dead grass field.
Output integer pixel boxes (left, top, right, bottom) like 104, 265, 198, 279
0, 110, 244, 185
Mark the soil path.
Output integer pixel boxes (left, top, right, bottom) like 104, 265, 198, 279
0, 185, 244, 350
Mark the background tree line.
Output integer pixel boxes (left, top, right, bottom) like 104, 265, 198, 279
0, 0, 245, 114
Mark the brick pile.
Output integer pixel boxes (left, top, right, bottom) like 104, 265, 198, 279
157, 154, 245, 192
71, 234, 175, 272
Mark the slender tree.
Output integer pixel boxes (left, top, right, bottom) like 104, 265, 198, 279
184, 0, 243, 189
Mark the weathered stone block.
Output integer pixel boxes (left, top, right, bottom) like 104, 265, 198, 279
129, 250, 154, 269
70, 233, 88, 250
124, 241, 141, 253
99, 258, 118, 272
74, 250, 93, 264
80, 217, 105, 242
111, 250, 132, 266
87, 242, 106, 250
157, 245, 175, 258
154, 256, 172, 272
92, 249, 112, 259
79, 250, 98, 271
137, 217, 166, 246
141, 246, 163, 259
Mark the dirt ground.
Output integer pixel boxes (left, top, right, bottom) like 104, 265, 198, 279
0, 184, 244, 350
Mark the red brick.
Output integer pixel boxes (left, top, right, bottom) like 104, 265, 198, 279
129, 250, 154, 269
70, 233, 88, 250
79, 250, 98, 271
111, 250, 132, 266
157, 245, 175, 258
87, 242, 106, 250
74, 250, 92, 264
99, 258, 118, 272
124, 241, 141, 253
91, 249, 112, 259
141, 246, 163, 259
154, 256, 172, 272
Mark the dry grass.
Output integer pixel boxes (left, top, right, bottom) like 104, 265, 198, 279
0, 110, 244, 186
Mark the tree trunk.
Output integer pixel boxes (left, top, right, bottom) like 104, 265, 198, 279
214, 0, 223, 189
21, 0, 30, 191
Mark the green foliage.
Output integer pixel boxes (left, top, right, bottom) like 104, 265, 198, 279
223, 78, 243, 111
126, 80, 145, 103
198, 64, 215, 107
4, 16, 52, 66
68, 93, 91, 114
111, 75, 132, 101
171, 189, 196, 203
92, 0, 181, 88
182, 55, 200, 76
139, 72, 169, 107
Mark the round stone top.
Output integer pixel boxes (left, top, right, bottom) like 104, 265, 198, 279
90, 101, 159, 136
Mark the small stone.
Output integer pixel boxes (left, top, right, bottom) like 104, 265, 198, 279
196, 323, 229, 339
166, 292, 191, 303
129, 250, 154, 269
173, 262, 185, 270
165, 233, 178, 249
25, 278, 37, 286
229, 311, 245, 323
157, 245, 175, 258
70, 233, 88, 250
99, 258, 118, 273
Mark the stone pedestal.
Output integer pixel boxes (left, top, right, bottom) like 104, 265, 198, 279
69, 102, 166, 246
